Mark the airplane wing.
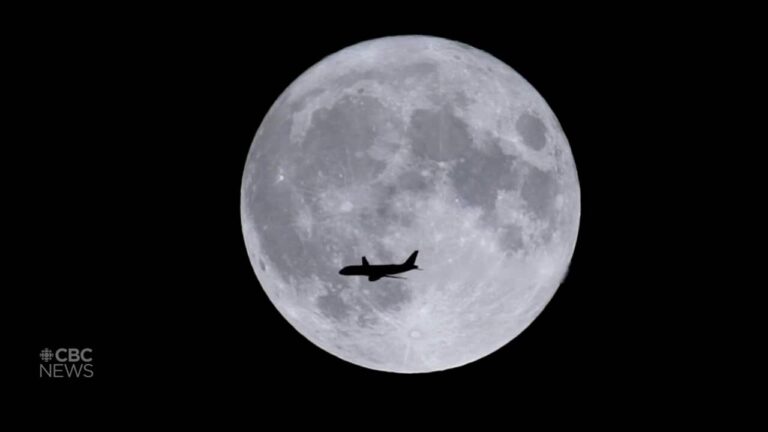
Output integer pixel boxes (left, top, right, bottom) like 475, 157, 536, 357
382, 275, 407, 280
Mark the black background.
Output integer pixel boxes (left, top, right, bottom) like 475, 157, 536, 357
8, 7, 731, 413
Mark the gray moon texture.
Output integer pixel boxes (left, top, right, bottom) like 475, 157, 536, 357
241, 36, 580, 373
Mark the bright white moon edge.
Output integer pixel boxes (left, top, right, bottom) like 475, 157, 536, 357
241, 36, 580, 373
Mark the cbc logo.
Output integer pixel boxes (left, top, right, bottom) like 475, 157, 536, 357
40, 348, 92, 363
39, 347, 94, 378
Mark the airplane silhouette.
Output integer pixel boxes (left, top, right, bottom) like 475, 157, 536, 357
339, 250, 420, 282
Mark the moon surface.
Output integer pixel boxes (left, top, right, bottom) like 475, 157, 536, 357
241, 36, 580, 373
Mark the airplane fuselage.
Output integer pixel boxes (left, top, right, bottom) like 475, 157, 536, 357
339, 264, 413, 276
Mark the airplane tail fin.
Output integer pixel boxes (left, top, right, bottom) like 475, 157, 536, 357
362, 256, 369, 267
403, 250, 418, 268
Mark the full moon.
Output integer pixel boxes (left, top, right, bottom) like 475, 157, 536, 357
241, 36, 580, 373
